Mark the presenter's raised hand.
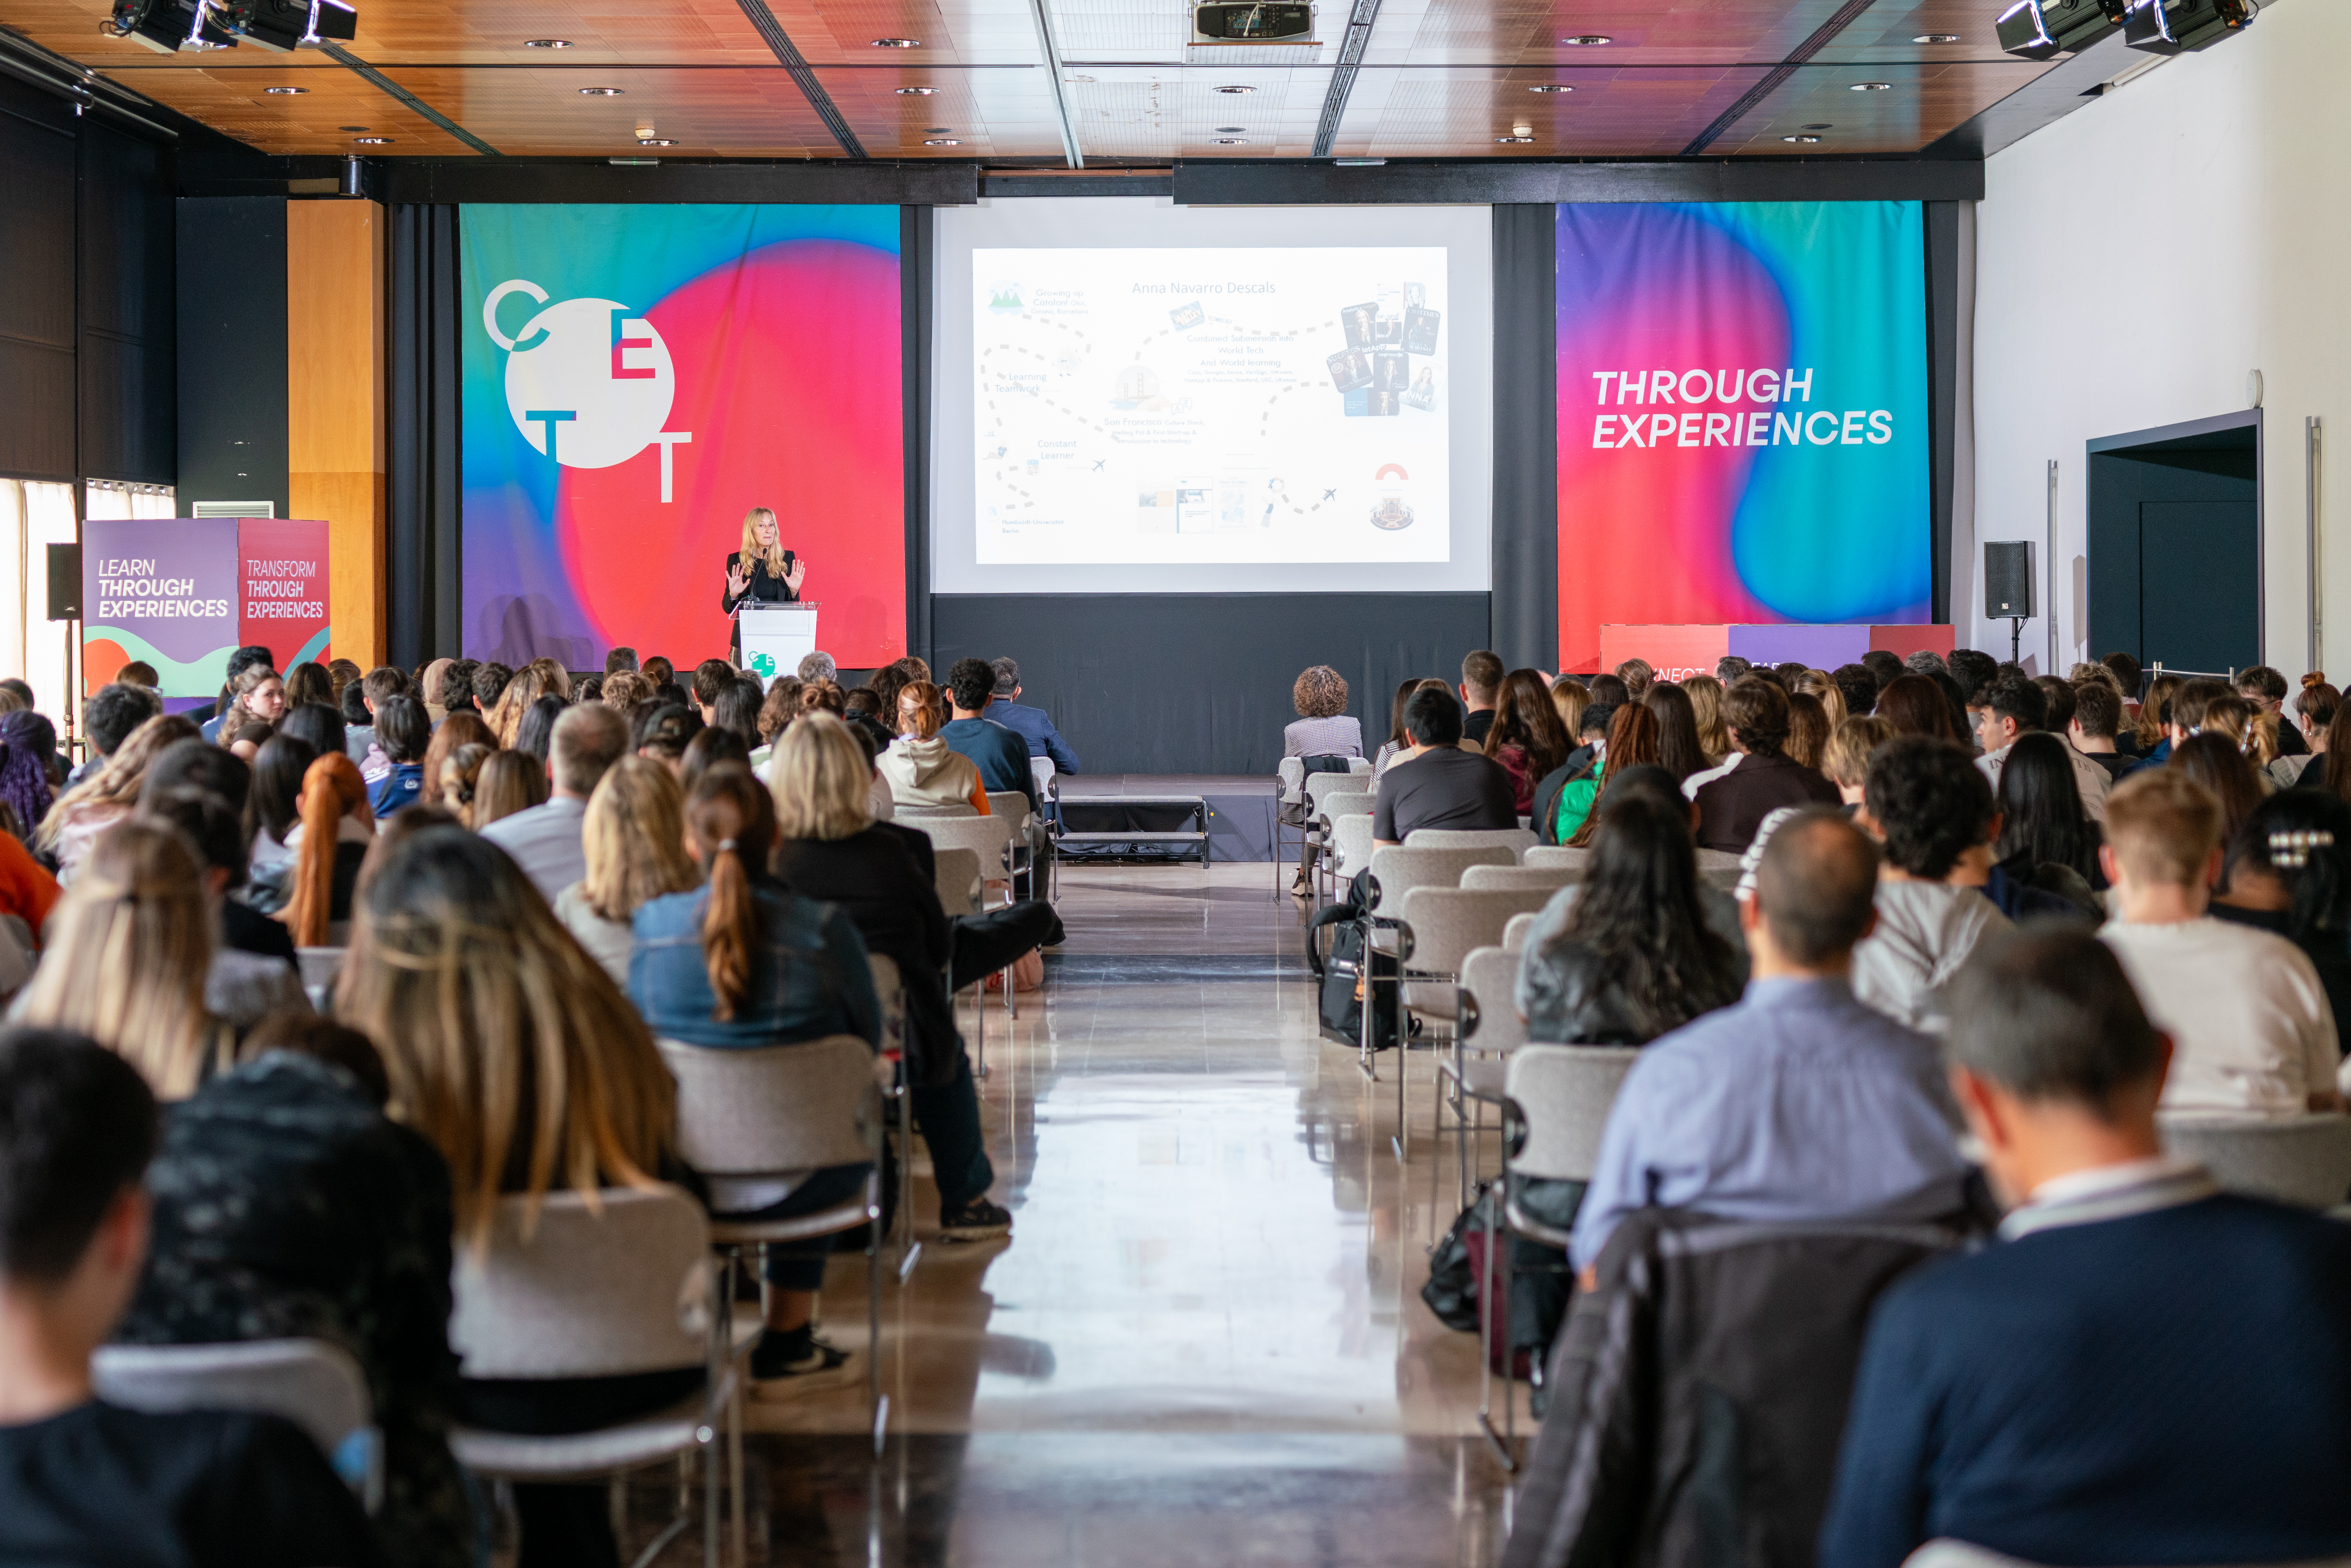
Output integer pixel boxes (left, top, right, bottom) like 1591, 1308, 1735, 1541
727, 560, 752, 599
784, 558, 807, 595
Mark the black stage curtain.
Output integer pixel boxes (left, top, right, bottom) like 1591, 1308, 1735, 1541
931, 592, 1490, 776
387, 203, 463, 667
1490, 203, 1558, 673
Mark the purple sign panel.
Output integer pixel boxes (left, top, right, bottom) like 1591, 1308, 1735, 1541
82, 519, 240, 700
1727, 623, 1871, 670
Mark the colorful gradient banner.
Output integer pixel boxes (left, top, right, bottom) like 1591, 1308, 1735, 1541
1555, 202, 1930, 672
460, 205, 904, 670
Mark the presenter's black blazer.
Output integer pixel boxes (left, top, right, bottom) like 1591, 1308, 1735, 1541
722, 551, 798, 660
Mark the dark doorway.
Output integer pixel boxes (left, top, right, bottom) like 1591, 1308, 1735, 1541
2087, 412, 2262, 676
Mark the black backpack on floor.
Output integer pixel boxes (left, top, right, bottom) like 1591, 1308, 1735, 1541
1305, 882, 1410, 1052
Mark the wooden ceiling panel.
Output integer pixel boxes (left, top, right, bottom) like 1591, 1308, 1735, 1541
815, 66, 1071, 156
1362, 0, 1891, 67
753, 0, 1044, 65
1811, 0, 2016, 62
1335, 64, 1770, 157
95, 61, 481, 154
2, 0, 787, 64
1710, 60, 2053, 155
379, 66, 841, 158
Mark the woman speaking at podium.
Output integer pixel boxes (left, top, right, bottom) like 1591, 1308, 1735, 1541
722, 505, 807, 663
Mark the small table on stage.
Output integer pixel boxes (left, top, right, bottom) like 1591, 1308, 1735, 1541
737, 601, 818, 680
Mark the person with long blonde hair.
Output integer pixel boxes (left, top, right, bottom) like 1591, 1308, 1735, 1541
629, 762, 881, 1393
482, 661, 558, 748
469, 750, 548, 831
721, 505, 806, 663
552, 757, 699, 983
213, 665, 287, 745
35, 713, 203, 885
1683, 674, 1731, 765
337, 823, 680, 1567
9, 819, 231, 1097
280, 752, 375, 947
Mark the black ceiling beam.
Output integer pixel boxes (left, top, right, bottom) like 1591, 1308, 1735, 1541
732, 0, 867, 159
320, 43, 501, 156
1680, 0, 1879, 156
1311, 0, 1386, 159
1174, 157, 1983, 205
374, 157, 978, 205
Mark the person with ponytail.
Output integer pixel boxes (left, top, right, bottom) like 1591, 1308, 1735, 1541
627, 762, 882, 1396
280, 752, 376, 947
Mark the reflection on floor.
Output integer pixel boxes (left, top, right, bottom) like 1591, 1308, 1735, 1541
721, 864, 1522, 1565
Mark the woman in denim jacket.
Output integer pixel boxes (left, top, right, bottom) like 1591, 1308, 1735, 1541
629, 762, 881, 1395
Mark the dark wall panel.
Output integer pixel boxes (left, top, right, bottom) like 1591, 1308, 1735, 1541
80, 123, 176, 484
1491, 203, 1557, 672
931, 593, 1491, 776
176, 196, 288, 518
0, 93, 78, 481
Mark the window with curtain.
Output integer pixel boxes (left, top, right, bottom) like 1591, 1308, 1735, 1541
0, 479, 84, 728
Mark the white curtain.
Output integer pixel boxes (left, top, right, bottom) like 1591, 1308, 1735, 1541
84, 480, 176, 521
0, 479, 82, 727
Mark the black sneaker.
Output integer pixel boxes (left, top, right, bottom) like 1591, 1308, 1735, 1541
938, 1198, 1013, 1243
749, 1326, 855, 1398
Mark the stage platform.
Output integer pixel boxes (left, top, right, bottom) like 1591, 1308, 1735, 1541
1054, 775, 1280, 863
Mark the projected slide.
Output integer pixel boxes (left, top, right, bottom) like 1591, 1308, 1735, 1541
971, 247, 1451, 567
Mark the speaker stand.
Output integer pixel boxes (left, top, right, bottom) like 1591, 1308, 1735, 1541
2008, 616, 2025, 670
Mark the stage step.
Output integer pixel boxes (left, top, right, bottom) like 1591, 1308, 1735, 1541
1053, 794, 1211, 865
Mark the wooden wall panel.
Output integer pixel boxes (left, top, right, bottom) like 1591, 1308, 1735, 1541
288, 200, 387, 668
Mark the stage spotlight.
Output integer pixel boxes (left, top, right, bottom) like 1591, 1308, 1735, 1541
1995, 0, 2127, 59
108, 0, 241, 53
241, 0, 358, 52
2123, 0, 2256, 53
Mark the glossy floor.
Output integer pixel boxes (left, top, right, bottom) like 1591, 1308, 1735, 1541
724, 863, 1527, 1565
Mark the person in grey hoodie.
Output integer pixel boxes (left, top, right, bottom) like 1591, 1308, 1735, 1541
877, 679, 988, 815
1851, 735, 2013, 1033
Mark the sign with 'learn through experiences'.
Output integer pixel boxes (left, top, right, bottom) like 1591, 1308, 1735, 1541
83, 518, 330, 700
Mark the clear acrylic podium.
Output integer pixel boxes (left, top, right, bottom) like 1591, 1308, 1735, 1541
737, 601, 818, 681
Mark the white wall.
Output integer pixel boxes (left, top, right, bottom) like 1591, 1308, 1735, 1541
1971, 0, 2351, 679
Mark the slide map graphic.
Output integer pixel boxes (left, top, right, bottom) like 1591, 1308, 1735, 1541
972, 246, 1450, 566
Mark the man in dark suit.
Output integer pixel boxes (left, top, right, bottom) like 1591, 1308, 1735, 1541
1691, 676, 1839, 853
985, 658, 1080, 777
1820, 927, 2351, 1568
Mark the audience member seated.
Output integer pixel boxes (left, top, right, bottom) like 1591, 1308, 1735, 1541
1822, 715, 1892, 809
244, 734, 315, 885
0, 1029, 383, 1567
276, 754, 377, 948
1372, 677, 1420, 776
0, 818, 58, 990
2097, 769, 2339, 1116
1372, 687, 1516, 848
365, 697, 431, 820
1690, 678, 1840, 853
1873, 671, 1964, 745
751, 678, 802, 767
283, 661, 333, 715
1682, 673, 1729, 765
1820, 927, 2351, 1568
1972, 672, 2113, 821
1482, 668, 1572, 817
1532, 702, 1612, 844
713, 677, 763, 752
1829, 661, 1879, 723
1642, 681, 1707, 783
469, 750, 548, 832
139, 787, 304, 1029
627, 765, 889, 1390
2170, 728, 2267, 848
0, 709, 59, 847
1990, 731, 2107, 913
198, 646, 275, 742
1569, 811, 1969, 1280
511, 695, 565, 768
277, 699, 347, 766
214, 666, 287, 751
940, 657, 1038, 818
795, 650, 833, 684
880, 681, 989, 816
35, 714, 202, 886
2277, 679, 2337, 787
681, 724, 753, 797
481, 704, 630, 901
554, 758, 700, 984
1851, 738, 2015, 1033
1516, 790, 1741, 1046
690, 658, 735, 726
1284, 664, 1362, 760
1560, 703, 1662, 848
987, 657, 1081, 775
113, 1013, 469, 1568
9, 820, 235, 1098
2209, 788, 2351, 1057
2238, 664, 2306, 758
770, 716, 1020, 1241
419, 711, 492, 812
1458, 650, 1503, 745
435, 744, 492, 828
634, 703, 702, 775
342, 827, 678, 1568
2066, 675, 2133, 781
69, 682, 163, 789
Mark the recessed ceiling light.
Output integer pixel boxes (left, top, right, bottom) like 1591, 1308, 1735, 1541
872, 38, 921, 47
353, 136, 391, 144
1496, 134, 1535, 143
1215, 124, 1245, 132
894, 86, 937, 95
265, 85, 306, 94
1528, 83, 1572, 92
1560, 34, 1611, 45
1782, 134, 1821, 143
1913, 33, 1961, 44
922, 137, 960, 145
338, 125, 369, 131
1214, 84, 1255, 93
524, 38, 572, 48
924, 125, 952, 133
581, 86, 624, 95
637, 137, 676, 146
1216, 136, 1249, 144
1851, 80, 1893, 91
1803, 122, 1832, 130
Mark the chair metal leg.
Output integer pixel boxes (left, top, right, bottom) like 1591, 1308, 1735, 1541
868, 1168, 886, 1456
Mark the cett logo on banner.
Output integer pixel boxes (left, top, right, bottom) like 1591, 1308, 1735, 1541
480, 280, 695, 501
1586, 368, 1894, 451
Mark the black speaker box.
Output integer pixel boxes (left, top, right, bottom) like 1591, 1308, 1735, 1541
1984, 540, 2035, 619
45, 543, 79, 622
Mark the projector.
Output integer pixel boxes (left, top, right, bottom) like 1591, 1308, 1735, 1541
1187, 1, 1317, 58
2123, 0, 2256, 54
1995, 0, 2127, 59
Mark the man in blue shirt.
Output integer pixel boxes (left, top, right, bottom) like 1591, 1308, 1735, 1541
1571, 809, 1970, 1279
939, 658, 1038, 818
1821, 925, 2351, 1567
985, 658, 1080, 777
